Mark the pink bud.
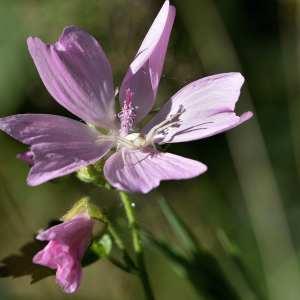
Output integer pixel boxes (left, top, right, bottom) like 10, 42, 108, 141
33, 214, 94, 293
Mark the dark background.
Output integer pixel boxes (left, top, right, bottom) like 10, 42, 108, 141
0, 0, 299, 299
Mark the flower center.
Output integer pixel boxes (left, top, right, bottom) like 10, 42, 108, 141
114, 132, 146, 150
124, 133, 146, 148
95, 100, 185, 151
115, 105, 185, 150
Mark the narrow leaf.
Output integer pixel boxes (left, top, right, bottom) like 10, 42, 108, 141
159, 197, 198, 255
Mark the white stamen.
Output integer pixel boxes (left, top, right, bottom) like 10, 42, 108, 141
145, 105, 185, 145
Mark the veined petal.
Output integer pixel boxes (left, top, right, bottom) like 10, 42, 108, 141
0, 114, 113, 185
119, 1, 176, 124
143, 73, 253, 143
27, 26, 116, 128
104, 148, 207, 193
33, 240, 82, 293
36, 214, 93, 245
33, 214, 93, 294
33, 240, 65, 270
56, 258, 82, 294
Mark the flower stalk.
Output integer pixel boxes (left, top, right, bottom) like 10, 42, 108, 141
119, 191, 155, 300
106, 221, 137, 272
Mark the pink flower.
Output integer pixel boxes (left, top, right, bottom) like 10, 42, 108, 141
33, 214, 94, 293
0, 1, 252, 193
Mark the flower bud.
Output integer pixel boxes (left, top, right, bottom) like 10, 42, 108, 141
33, 213, 94, 293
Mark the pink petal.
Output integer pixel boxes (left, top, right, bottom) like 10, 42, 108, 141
36, 214, 93, 246
17, 151, 34, 165
56, 259, 82, 294
27, 26, 116, 129
33, 240, 82, 293
0, 114, 113, 185
33, 215, 93, 293
143, 73, 253, 143
33, 241, 62, 270
119, 1, 176, 124
104, 148, 207, 193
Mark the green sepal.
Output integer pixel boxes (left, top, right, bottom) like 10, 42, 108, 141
82, 234, 112, 267
76, 162, 111, 189
62, 196, 106, 222
90, 234, 112, 258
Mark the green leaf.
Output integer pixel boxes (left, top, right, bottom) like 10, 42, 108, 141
217, 230, 240, 256
155, 198, 242, 300
142, 230, 188, 277
159, 197, 198, 255
217, 230, 265, 300
145, 228, 241, 300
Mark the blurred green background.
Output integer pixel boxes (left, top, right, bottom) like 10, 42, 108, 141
0, 0, 300, 299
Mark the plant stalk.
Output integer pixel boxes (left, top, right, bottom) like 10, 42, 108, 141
119, 191, 155, 300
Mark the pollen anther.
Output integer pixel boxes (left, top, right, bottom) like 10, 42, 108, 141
118, 88, 136, 136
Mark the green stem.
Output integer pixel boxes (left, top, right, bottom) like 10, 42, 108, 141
107, 222, 137, 272
119, 191, 155, 300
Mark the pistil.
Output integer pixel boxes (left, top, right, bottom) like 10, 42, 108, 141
118, 89, 136, 137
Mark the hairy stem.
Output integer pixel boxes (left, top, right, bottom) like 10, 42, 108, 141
119, 191, 155, 300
